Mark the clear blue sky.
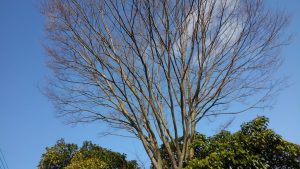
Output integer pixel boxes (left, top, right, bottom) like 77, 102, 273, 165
0, 0, 299, 169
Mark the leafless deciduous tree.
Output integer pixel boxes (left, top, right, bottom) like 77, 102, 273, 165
43, 0, 289, 168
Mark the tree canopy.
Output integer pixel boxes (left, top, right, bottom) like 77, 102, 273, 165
38, 139, 139, 169
159, 116, 300, 168
43, 0, 290, 168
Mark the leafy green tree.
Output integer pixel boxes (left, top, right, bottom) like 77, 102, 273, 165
38, 140, 139, 169
158, 116, 300, 169
186, 116, 300, 169
38, 139, 78, 169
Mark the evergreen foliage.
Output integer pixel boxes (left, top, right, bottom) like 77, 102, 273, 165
186, 116, 300, 168
158, 116, 300, 169
38, 139, 139, 169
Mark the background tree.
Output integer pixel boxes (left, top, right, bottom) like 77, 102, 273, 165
183, 116, 300, 168
38, 139, 78, 169
38, 139, 139, 169
43, 0, 289, 168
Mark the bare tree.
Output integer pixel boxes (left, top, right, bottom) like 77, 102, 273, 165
43, 0, 289, 168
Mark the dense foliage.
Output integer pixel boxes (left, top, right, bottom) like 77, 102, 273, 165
38, 139, 139, 169
160, 116, 300, 168
39, 117, 300, 169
